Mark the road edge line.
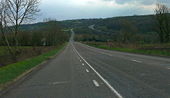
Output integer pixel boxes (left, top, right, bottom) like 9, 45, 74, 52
72, 43, 123, 98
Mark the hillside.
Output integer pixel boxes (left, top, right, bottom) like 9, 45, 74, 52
21, 14, 165, 34
61, 14, 159, 33
19, 14, 170, 43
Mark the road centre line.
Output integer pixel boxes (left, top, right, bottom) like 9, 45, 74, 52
72, 43, 123, 98
93, 80, 100, 87
86, 69, 89, 72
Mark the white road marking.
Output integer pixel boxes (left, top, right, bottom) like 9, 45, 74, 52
93, 80, 100, 87
80, 60, 82, 62
132, 59, 142, 63
86, 69, 90, 73
167, 67, 170, 69
72, 44, 123, 98
51, 81, 68, 85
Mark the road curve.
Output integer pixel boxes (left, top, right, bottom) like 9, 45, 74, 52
1, 42, 118, 98
1, 30, 170, 98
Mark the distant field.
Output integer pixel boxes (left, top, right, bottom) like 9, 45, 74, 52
85, 42, 170, 57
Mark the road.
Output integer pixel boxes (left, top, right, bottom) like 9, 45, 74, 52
1, 30, 170, 98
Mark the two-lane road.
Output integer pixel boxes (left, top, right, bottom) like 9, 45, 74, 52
74, 42, 170, 98
2, 42, 118, 98
1, 31, 170, 98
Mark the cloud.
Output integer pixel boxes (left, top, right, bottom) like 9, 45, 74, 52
38, 0, 170, 21
102, 0, 169, 6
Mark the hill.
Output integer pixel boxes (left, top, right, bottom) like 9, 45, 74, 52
19, 14, 170, 43
61, 14, 158, 34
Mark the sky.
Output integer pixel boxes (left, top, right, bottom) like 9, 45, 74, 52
38, 0, 170, 21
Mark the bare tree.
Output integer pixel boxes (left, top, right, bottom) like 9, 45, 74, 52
155, 3, 170, 43
5, 0, 40, 46
0, 0, 14, 56
0, 0, 40, 60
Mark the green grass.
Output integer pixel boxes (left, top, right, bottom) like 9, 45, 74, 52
87, 43, 170, 57
0, 44, 66, 85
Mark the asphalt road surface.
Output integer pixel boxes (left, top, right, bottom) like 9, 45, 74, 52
1, 31, 170, 98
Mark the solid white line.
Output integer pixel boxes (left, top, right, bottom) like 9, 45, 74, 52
93, 80, 100, 87
72, 43, 123, 98
132, 59, 142, 63
86, 69, 90, 73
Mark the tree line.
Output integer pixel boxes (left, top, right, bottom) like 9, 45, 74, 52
155, 3, 170, 43
0, 0, 69, 61
74, 3, 170, 44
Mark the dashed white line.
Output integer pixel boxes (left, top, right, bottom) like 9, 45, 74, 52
93, 80, 100, 87
82, 63, 85, 66
72, 43, 123, 98
86, 69, 90, 73
132, 59, 142, 63
80, 60, 82, 62
167, 67, 170, 69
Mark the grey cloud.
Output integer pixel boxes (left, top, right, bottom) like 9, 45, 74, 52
101, 0, 113, 1
114, 0, 153, 5
140, 0, 155, 5
115, 0, 132, 4
104, 0, 170, 6
39, 0, 169, 21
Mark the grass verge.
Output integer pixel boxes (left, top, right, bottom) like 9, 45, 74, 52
86, 42, 170, 57
0, 43, 66, 87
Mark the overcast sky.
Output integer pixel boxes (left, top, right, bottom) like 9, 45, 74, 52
38, 0, 170, 21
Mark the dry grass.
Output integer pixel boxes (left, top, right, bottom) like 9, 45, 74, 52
0, 44, 66, 85
85, 42, 170, 57
0, 46, 58, 66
